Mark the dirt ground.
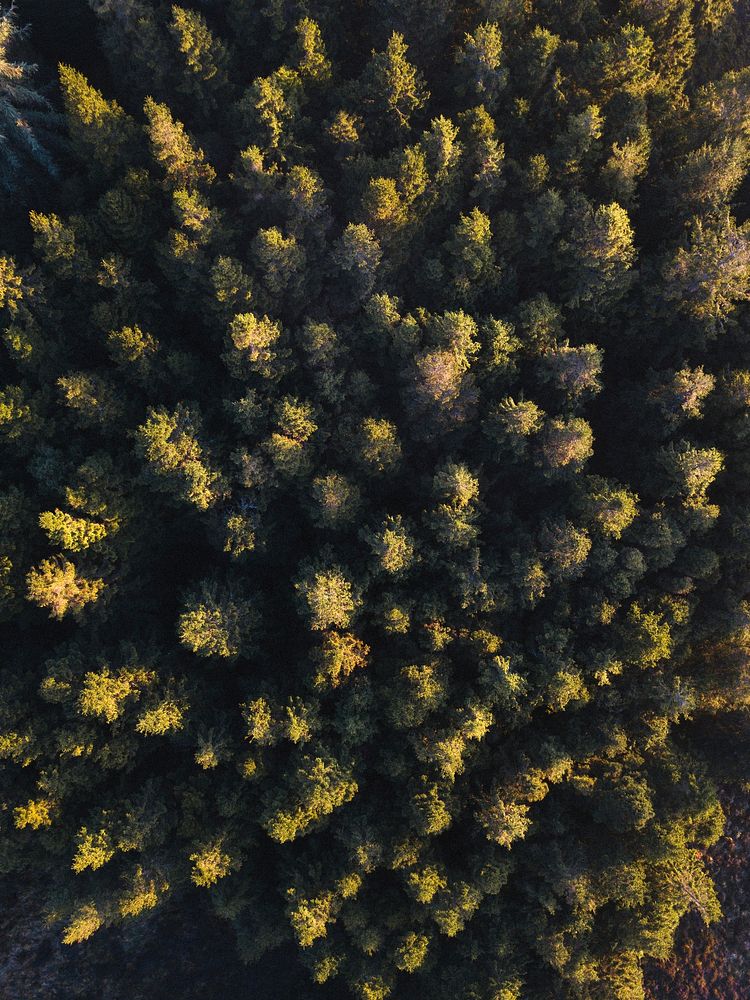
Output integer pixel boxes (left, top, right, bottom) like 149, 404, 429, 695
644, 787, 750, 1000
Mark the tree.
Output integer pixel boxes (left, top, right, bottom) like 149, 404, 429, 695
29, 212, 88, 280
169, 5, 229, 107
657, 440, 724, 499
662, 212, 750, 333
26, 557, 104, 619
296, 564, 359, 631
580, 476, 639, 539
293, 17, 331, 84
670, 139, 748, 216
224, 312, 284, 380
179, 581, 256, 659
239, 66, 302, 150
135, 404, 226, 510
189, 840, 234, 886
539, 343, 603, 402
427, 461, 480, 548
0, 5, 748, 999
312, 630, 369, 690
144, 97, 215, 188
252, 226, 306, 307
0, 4, 59, 196
334, 224, 382, 302
363, 515, 415, 575
355, 417, 401, 474
539, 417, 594, 472
78, 664, 151, 723
59, 66, 137, 175
600, 128, 651, 208
39, 509, 107, 551
262, 753, 358, 843
310, 472, 362, 529
361, 32, 428, 132
561, 198, 636, 314
88, 0, 172, 96
456, 23, 507, 106
444, 207, 498, 305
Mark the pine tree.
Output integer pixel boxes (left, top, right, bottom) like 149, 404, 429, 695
361, 32, 428, 133
0, 4, 59, 195
169, 5, 230, 108
59, 65, 138, 174
0, 5, 746, 999
144, 96, 215, 188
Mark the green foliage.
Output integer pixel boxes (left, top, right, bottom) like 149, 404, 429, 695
179, 582, 256, 659
0, 5, 60, 196
26, 558, 104, 619
296, 564, 359, 631
135, 404, 226, 510
262, 754, 358, 843
294, 17, 332, 84
0, 4, 746, 1000
170, 5, 229, 105
59, 65, 137, 175
663, 212, 750, 332
144, 97, 215, 188
562, 199, 636, 313
363, 32, 428, 130
62, 903, 102, 945
78, 665, 148, 722
72, 827, 115, 873
189, 840, 234, 887
457, 22, 507, 105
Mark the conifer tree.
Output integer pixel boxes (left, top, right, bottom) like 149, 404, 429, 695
58, 65, 137, 175
0, 4, 59, 195
0, 3, 747, 999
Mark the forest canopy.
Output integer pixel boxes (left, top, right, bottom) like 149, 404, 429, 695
1, 1, 750, 998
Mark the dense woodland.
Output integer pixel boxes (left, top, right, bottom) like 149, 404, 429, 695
1, 1, 750, 997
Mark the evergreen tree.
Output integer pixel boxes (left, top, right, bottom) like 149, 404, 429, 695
0, 4, 59, 196
0, 3, 747, 999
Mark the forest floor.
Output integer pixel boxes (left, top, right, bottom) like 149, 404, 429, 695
1, 791, 747, 1000
644, 787, 750, 1000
